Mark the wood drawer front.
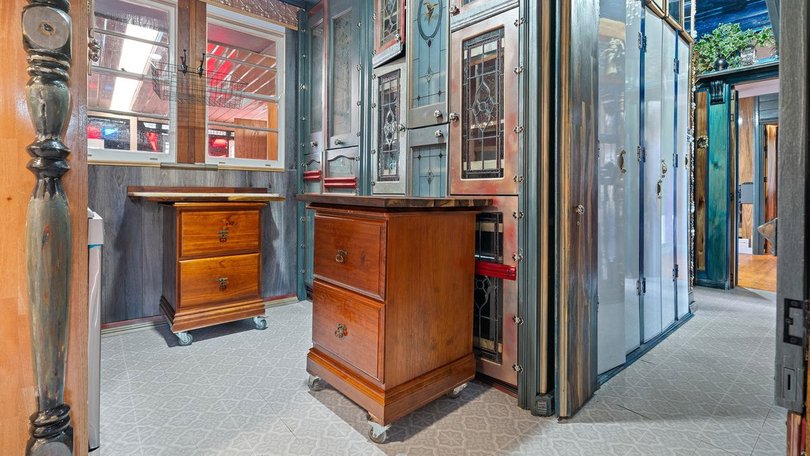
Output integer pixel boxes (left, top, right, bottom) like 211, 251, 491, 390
314, 215, 386, 299
314, 215, 386, 300
180, 210, 260, 258
313, 281, 382, 380
179, 253, 260, 308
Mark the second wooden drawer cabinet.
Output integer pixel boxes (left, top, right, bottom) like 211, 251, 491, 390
161, 202, 267, 345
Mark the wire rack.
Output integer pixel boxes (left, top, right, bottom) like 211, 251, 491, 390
151, 53, 247, 109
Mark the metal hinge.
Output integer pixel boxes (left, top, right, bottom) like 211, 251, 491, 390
513, 315, 524, 326
512, 250, 524, 263
514, 175, 525, 183
636, 279, 642, 296
637, 145, 646, 163
638, 32, 646, 52
512, 211, 525, 220
512, 364, 524, 373
674, 153, 679, 167
674, 58, 679, 74
673, 264, 680, 280
642, 278, 647, 294
514, 17, 525, 27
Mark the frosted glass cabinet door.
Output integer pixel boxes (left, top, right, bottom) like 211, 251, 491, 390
408, 125, 449, 197
448, 0, 518, 30
305, 6, 325, 194
624, 0, 642, 354
371, 61, 408, 194
449, 7, 520, 196
373, 0, 406, 67
473, 196, 519, 386
597, 0, 628, 375
328, 0, 361, 149
407, 0, 449, 127
675, 36, 690, 318
642, 11, 663, 342
660, 27, 677, 331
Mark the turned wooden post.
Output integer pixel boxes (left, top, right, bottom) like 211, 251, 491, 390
21, 0, 74, 454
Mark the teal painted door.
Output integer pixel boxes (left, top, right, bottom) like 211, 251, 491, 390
327, 0, 361, 149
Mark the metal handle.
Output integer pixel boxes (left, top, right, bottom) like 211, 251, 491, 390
660, 160, 668, 177
449, 5, 460, 15
448, 112, 459, 122
618, 149, 626, 174
335, 323, 347, 339
657, 179, 663, 199
335, 249, 347, 263
219, 229, 229, 242
335, 139, 345, 146
217, 277, 229, 290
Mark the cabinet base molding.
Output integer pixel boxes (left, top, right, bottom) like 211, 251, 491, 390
307, 348, 475, 426
160, 296, 265, 333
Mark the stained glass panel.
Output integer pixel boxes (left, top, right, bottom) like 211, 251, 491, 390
411, 144, 447, 196
410, 0, 447, 110
461, 28, 505, 179
380, 0, 400, 46
377, 70, 402, 181
473, 212, 504, 363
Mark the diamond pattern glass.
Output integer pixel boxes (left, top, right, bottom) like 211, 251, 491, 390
377, 70, 402, 181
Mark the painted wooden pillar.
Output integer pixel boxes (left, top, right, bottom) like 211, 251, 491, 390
701, 80, 731, 288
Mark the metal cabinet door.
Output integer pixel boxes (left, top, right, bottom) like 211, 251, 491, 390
305, 5, 326, 194
371, 60, 408, 194
327, 0, 361, 149
408, 125, 449, 197
660, 26, 677, 331
407, 0, 450, 127
473, 196, 519, 386
449, 7, 520, 196
373, 0, 406, 67
642, 10, 663, 342
448, 0, 518, 31
675, 36, 690, 319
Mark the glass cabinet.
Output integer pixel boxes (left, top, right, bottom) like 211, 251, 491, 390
327, 0, 361, 149
407, 0, 449, 127
408, 125, 448, 197
304, 4, 325, 194
373, 0, 406, 67
449, 7, 520, 195
371, 60, 408, 194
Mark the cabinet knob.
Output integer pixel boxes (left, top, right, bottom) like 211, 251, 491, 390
219, 229, 229, 242
335, 139, 345, 146
216, 277, 229, 290
450, 5, 460, 15
335, 249, 348, 263
335, 323, 347, 339
448, 112, 459, 122
433, 110, 443, 119
434, 129, 444, 138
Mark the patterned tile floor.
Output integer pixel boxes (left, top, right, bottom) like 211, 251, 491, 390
100, 287, 784, 455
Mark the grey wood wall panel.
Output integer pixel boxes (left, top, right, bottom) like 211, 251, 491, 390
758, 93, 779, 121
88, 166, 298, 324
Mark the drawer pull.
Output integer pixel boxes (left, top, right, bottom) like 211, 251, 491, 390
218, 229, 229, 243
216, 277, 229, 290
335, 323, 347, 339
335, 249, 348, 264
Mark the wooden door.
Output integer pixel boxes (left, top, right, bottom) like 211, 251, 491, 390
407, 0, 449, 128
371, 60, 408, 194
1, 0, 89, 453
448, 7, 520, 195
557, 0, 599, 419
327, 0, 361, 149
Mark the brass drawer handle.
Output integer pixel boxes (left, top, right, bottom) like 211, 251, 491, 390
219, 229, 229, 243
216, 277, 229, 290
335, 249, 347, 264
335, 323, 347, 339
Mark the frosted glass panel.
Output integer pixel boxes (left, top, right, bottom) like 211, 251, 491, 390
597, 0, 628, 375
624, 0, 642, 354
642, 11, 663, 342
330, 12, 354, 137
660, 27, 677, 331
310, 22, 324, 135
676, 37, 691, 318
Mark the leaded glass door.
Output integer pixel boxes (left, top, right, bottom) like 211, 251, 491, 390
372, 60, 408, 194
305, 4, 325, 194
448, 0, 517, 30
407, 0, 450, 127
473, 196, 518, 386
408, 125, 448, 197
449, 8, 520, 196
373, 0, 405, 67
327, 0, 361, 149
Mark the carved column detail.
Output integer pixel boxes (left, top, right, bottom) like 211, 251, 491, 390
22, 0, 74, 454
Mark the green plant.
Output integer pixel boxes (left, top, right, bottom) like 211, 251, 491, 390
693, 23, 776, 74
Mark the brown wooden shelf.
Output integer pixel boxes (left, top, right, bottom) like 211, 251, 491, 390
296, 194, 492, 209
128, 186, 284, 203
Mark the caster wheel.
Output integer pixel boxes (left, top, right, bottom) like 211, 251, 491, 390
176, 332, 193, 346
446, 382, 467, 399
253, 316, 268, 330
368, 428, 388, 444
307, 375, 326, 392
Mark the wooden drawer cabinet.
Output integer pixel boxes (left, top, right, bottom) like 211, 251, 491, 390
300, 195, 490, 444
161, 202, 267, 345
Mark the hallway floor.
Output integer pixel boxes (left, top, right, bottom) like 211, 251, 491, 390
100, 287, 783, 455
738, 254, 778, 292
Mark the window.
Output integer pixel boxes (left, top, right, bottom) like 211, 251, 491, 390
206, 8, 285, 169
88, 0, 175, 164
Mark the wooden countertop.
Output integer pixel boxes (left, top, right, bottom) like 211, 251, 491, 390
296, 194, 492, 209
128, 186, 285, 203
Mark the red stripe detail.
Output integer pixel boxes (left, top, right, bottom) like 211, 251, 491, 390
324, 177, 358, 189
303, 170, 322, 181
475, 261, 517, 281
